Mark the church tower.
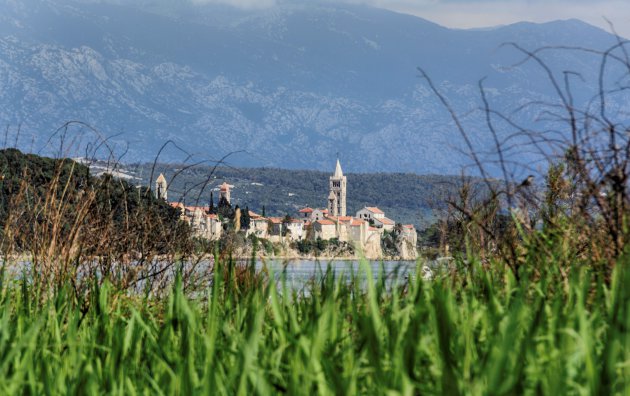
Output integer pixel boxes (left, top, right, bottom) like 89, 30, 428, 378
155, 173, 168, 201
219, 182, 231, 204
328, 159, 347, 217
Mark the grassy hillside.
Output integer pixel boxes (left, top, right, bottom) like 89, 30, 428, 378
0, 148, 189, 258
133, 164, 473, 229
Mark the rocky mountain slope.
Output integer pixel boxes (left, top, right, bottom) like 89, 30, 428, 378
0, 0, 627, 174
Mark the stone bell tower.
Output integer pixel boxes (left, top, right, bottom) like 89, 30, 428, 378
328, 159, 347, 216
155, 173, 168, 201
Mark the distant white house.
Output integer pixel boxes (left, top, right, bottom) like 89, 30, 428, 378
285, 218, 305, 241
170, 202, 222, 240
356, 207, 385, 221
372, 216, 395, 232
267, 217, 283, 239
312, 219, 337, 240
312, 208, 328, 221
297, 207, 313, 222
247, 211, 269, 238
203, 213, 223, 240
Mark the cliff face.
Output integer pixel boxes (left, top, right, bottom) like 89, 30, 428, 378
396, 238, 418, 261
363, 236, 383, 260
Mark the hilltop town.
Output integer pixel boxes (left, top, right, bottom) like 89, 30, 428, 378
156, 160, 418, 260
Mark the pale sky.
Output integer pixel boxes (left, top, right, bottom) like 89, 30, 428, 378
191, 0, 630, 38
385, 0, 630, 38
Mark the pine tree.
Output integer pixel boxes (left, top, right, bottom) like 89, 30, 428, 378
217, 196, 234, 220
281, 214, 292, 237
241, 206, 251, 230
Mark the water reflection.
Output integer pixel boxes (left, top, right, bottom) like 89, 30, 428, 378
247, 259, 419, 293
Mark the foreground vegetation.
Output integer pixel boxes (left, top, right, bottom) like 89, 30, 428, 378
0, 250, 627, 394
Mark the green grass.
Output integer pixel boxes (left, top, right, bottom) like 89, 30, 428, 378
0, 255, 628, 395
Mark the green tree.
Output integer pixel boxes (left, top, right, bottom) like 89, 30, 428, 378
208, 191, 215, 214
217, 196, 234, 220
241, 206, 251, 230
281, 214, 292, 237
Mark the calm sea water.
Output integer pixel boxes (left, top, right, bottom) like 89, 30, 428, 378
243, 259, 421, 292
7, 258, 439, 293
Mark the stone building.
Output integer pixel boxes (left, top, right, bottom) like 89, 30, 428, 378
373, 216, 395, 231
155, 173, 168, 201
219, 182, 231, 204
285, 218, 305, 241
356, 207, 385, 221
311, 208, 329, 221
356, 206, 396, 231
267, 217, 284, 242
312, 219, 337, 240
169, 203, 222, 240
327, 159, 347, 217
199, 212, 222, 240
297, 207, 313, 222
247, 211, 269, 238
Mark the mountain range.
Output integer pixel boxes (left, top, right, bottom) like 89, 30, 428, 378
0, 0, 627, 175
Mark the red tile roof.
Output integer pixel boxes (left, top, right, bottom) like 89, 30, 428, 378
365, 207, 384, 214
315, 220, 335, 226
403, 224, 415, 229
376, 217, 395, 225
298, 207, 314, 213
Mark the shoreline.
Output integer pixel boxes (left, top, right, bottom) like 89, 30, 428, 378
232, 254, 419, 262
0, 252, 420, 264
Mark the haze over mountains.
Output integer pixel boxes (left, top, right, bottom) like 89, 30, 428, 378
0, 0, 627, 174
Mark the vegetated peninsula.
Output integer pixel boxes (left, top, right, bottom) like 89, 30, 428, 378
0, 148, 190, 264
1, 149, 466, 261
148, 159, 425, 260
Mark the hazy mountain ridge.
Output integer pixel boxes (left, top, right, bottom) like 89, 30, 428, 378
0, 0, 626, 174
